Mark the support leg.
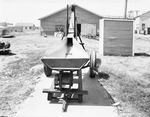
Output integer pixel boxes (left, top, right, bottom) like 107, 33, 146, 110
62, 94, 68, 112
78, 70, 83, 102
47, 93, 53, 101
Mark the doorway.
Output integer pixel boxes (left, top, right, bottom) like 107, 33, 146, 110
77, 24, 81, 36
147, 27, 150, 34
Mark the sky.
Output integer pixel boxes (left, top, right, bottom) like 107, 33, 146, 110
1, 0, 150, 26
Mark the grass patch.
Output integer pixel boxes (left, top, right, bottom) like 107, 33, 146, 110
0, 50, 44, 116
99, 62, 150, 117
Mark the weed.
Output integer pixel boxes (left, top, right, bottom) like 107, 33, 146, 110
99, 57, 150, 117
0, 50, 44, 116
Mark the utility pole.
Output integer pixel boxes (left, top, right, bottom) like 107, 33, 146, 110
124, 0, 128, 19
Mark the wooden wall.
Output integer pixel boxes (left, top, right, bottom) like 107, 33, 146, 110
40, 6, 102, 35
76, 6, 101, 34
99, 19, 134, 56
41, 9, 67, 35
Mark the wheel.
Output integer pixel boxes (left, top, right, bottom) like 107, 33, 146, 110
0, 42, 5, 48
90, 67, 95, 78
47, 93, 53, 101
5, 42, 10, 48
90, 51, 96, 78
44, 65, 52, 77
78, 94, 83, 103
4, 50, 10, 54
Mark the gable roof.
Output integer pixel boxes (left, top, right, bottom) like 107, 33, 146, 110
39, 4, 103, 20
77, 5, 103, 18
135, 11, 150, 21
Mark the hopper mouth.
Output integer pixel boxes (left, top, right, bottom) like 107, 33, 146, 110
41, 58, 89, 70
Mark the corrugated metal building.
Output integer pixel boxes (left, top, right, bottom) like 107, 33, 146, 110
39, 5, 103, 36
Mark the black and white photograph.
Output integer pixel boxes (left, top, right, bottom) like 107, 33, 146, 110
0, 0, 150, 117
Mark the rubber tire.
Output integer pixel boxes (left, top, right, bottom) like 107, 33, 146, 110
47, 93, 53, 101
78, 94, 83, 103
4, 50, 10, 54
90, 51, 96, 78
44, 65, 52, 77
5, 42, 10, 48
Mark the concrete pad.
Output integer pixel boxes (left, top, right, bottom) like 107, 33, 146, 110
15, 68, 118, 117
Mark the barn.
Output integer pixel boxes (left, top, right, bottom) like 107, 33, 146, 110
39, 5, 103, 36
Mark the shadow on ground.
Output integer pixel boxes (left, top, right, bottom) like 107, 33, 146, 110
46, 69, 115, 113
66, 70, 114, 107
0, 52, 16, 56
134, 52, 150, 56
98, 72, 110, 80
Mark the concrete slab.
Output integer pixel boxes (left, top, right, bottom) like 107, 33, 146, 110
15, 68, 118, 117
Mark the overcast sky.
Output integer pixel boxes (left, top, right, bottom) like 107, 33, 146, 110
0, 0, 150, 26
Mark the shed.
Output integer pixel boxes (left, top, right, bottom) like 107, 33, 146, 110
99, 19, 134, 56
39, 5, 103, 36
15, 23, 35, 30
8, 26, 23, 32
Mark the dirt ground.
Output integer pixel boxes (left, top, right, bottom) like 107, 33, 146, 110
0, 31, 150, 117
0, 31, 60, 116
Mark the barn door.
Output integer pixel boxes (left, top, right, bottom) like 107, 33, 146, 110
147, 28, 150, 34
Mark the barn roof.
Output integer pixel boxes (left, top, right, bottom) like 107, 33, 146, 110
135, 11, 150, 21
39, 4, 103, 20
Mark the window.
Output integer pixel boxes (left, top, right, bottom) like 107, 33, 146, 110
55, 25, 65, 32
142, 23, 145, 30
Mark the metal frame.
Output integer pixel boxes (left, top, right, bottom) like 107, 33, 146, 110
41, 4, 97, 112
43, 68, 88, 112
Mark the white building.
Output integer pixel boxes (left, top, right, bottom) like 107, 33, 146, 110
15, 23, 35, 31
135, 11, 150, 34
